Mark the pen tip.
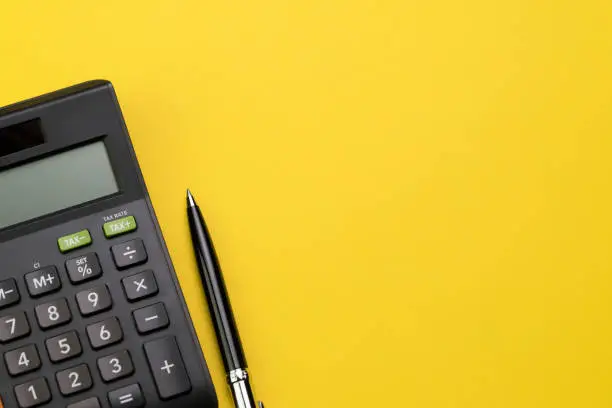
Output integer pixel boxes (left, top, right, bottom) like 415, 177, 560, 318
187, 189, 196, 207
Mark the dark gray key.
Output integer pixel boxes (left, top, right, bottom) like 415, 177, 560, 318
76, 285, 112, 316
111, 239, 147, 270
66, 253, 103, 284
0, 278, 20, 309
108, 383, 145, 408
24, 266, 61, 297
14, 378, 51, 408
97, 350, 134, 382
0, 311, 30, 343
133, 303, 169, 334
144, 336, 192, 400
86, 317, 123, 349
56, 364, 93, 396
45, 331, 82, 363
4, 344, 41, 376
122, 270, 158, 302
67, 397, 101, 408
34, 298, 71, 329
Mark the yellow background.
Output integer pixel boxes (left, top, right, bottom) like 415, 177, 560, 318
1, 1, 612, 407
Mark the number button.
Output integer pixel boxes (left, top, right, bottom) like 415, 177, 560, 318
76, 285, 112, 316
34, 298, 71, 330
0, 278, 20, 309
122, 270, 158, 302
111, 239, 148, 269
45, 331, 82, 363
14, 378, 51, 408
56, 364, 93, 396
4, 344, 41, 376
66, 253, 103, 284
108, 383, 145, 408
86, 317, 123, 349
97, 350, 134, 382
0, 311, 30, 343
24, 267, 61, 297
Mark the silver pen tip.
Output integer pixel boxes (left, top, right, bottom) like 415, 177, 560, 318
187, 189, 196, 207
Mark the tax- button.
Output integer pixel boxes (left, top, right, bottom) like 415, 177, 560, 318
144, 336, 191, 400
58, 230, 92, 253
111, 239, 147, 270
103, 216, 137, 238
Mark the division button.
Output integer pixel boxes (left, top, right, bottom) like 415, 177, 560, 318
111, 239, 147, 270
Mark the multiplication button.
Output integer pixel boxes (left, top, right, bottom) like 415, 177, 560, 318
66, 253, 102, 284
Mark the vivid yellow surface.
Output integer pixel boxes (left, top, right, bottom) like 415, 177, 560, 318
1, 1, 612, 407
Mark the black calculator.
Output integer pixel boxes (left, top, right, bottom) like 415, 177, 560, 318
0, 81, 217, 408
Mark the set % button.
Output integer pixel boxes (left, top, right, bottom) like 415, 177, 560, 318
66, 254, 103, 284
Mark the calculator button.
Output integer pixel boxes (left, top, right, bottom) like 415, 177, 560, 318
25, 266, 61, 297
133, 303, 169, 334
35, 298, 71, 330
122, 270, 158, 302
0, 278, 20, 309
67, 397, 101, 408
56, 364, 93, 396
108, 383, 145, 408
111, 239, 148, 269
76, 285, 112, 316
87, 317, 123, 349
58, 229, 92, 253
0, 311, 30, 343
104, 216, 138, 238
4, 344, 41, 376
66, 253, 103, 284
144, 336, 192, 400
97, 350, 134, 382
45, 331, 82, 363
14, 378, 51, 408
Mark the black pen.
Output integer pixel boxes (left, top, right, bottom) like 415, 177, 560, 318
186, 190, 264, 408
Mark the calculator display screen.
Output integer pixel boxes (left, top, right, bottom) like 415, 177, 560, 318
0, 141, 118, 229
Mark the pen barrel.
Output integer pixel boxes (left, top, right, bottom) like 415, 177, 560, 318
188, 206, 248, 372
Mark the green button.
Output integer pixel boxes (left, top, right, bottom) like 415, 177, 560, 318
103, 216, 137, 238
58, 230, 92, 253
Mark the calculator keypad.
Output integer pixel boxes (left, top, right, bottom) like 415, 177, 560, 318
4, 344, 41, 376
76, 285, 112, 316
0, 214, 197, 407
34, 298, 72, 330
65, 253, 103, 284
25, 267, 61, 297
14, 378, 52, 408
86, 317, 123, 350
0, 278, 20, 309
97, 350, 134, 382
108, 383, 145, 408
122, 270, 158, 301
0, 311, 31, 343
111, 239, 148, 269
45, 331, 82, 363
56, 364, 93, 396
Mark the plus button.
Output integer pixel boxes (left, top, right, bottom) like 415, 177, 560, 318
160, 360, 175, 375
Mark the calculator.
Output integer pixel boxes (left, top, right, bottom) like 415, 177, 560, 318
0, 81, 218, 408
